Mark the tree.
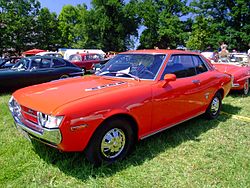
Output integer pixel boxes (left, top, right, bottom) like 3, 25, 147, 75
58, 5, 81, 48
36, 8, 61, 50
186, 16, 214, 51
78, 0, 139, 51
0, 0, 41, 54
190, 0, 250, 51
136, 0, 189, 49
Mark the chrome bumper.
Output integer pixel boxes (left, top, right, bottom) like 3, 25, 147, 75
9, 96, 62, 145
232, 83, 240, 88
14, 120, 62, 145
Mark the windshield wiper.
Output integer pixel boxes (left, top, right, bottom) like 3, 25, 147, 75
99, 71, 140, 81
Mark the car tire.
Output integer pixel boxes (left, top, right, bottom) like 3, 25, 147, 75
82, 68, 86, 75
205, 92, 222, 120
242, 79, 249, 95
85, 118, 135, 166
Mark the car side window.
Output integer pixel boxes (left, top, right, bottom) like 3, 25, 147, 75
30, 60, 40, 69
192, 55, 208, 74
161, 55, 196, 79
52, 59, 66, 68
39, 58, 51, 69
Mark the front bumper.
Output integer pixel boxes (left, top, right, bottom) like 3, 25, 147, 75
14, 120, 62, 145
9, 97, 62, 145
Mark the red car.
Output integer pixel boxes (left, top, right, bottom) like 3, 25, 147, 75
69, 53, 105, 74
9, 50, 232, 165
212, 63, 250, 95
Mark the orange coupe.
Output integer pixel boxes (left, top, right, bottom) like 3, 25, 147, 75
9, 50, 232, 165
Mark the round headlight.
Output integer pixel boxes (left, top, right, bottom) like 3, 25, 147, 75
37, 112, 64, 129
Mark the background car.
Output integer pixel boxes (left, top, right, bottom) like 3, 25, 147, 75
35, 51, 63, 58
9, 50, 232, 165
0, 57, 21, 69
212, 63, 250, 95
0, 56, 83, 90
68, 53, 108, 74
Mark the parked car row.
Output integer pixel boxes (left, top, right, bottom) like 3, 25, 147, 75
9, 49, 241, 166
201, 52, 250, 95
0, 56, 83, 91
0, 56, 22, 69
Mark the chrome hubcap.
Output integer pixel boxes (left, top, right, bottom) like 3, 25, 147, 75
101, 128, 126, 159
243, 79, 249, 95
211, 97, 220, 115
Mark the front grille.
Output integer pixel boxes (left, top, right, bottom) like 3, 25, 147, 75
21, 106, 38, 124
20, 106, 44, 133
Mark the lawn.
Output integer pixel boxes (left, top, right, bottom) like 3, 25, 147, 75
0, 92, 249, 187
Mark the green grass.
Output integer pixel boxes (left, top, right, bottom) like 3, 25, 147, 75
0, 92, 250, 187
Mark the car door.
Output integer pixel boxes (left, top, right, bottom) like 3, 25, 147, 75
50, 58, 71, 78
29, 58, 55, 84
151, 54, 212, 131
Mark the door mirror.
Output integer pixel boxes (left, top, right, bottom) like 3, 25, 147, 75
162, 74, 176, 87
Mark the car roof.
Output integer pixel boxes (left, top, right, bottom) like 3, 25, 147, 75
77, 53, 100, 56
36, 52, 61, 55
26, 56, 63, 60
120, 49, 200, 55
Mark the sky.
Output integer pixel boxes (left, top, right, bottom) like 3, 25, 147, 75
39, 0, 92, 14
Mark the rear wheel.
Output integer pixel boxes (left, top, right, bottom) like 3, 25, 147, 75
242, 79, 249, 95
85, 118, 135, 166
60, 74, 69, 79
205, 92, 222, 120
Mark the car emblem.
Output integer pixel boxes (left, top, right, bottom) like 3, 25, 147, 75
28, 109, 35, 114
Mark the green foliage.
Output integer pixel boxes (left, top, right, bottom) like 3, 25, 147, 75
36, 8, 61, 50
82, 0, 139, 51
1, 0, 250, 53
188, 0, 250, 51
0, 0, 41, 54
137, 0, 189, 49
58, 5, 82, 48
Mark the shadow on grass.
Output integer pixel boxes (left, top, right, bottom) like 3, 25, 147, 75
228, 90, 250, 98
0, 89, 15, 96
32, 103, 241, 181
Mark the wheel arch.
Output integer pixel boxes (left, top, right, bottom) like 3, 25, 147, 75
85, 113, 139, 152
99, 113, 139, 140
217, 88, 225, 99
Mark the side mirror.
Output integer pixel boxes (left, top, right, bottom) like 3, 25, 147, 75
162, 74, 176, 87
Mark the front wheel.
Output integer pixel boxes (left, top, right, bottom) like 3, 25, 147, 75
205, 92, 222, 120
85, 118, 135, 166
242, 79, 249, 95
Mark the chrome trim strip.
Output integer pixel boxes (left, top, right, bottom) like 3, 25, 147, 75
232, 83, 240, 88
71, 124, 88, 131
22, 110, 37, 118
140, 112, 205, 140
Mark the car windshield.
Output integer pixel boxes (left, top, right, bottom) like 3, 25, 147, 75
12, 58, 30, 70
96, 54, 166, 80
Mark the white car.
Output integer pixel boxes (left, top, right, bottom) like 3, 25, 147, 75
36, 52, 63, 58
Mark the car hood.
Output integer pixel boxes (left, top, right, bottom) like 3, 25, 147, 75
12, 75, 137, 114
